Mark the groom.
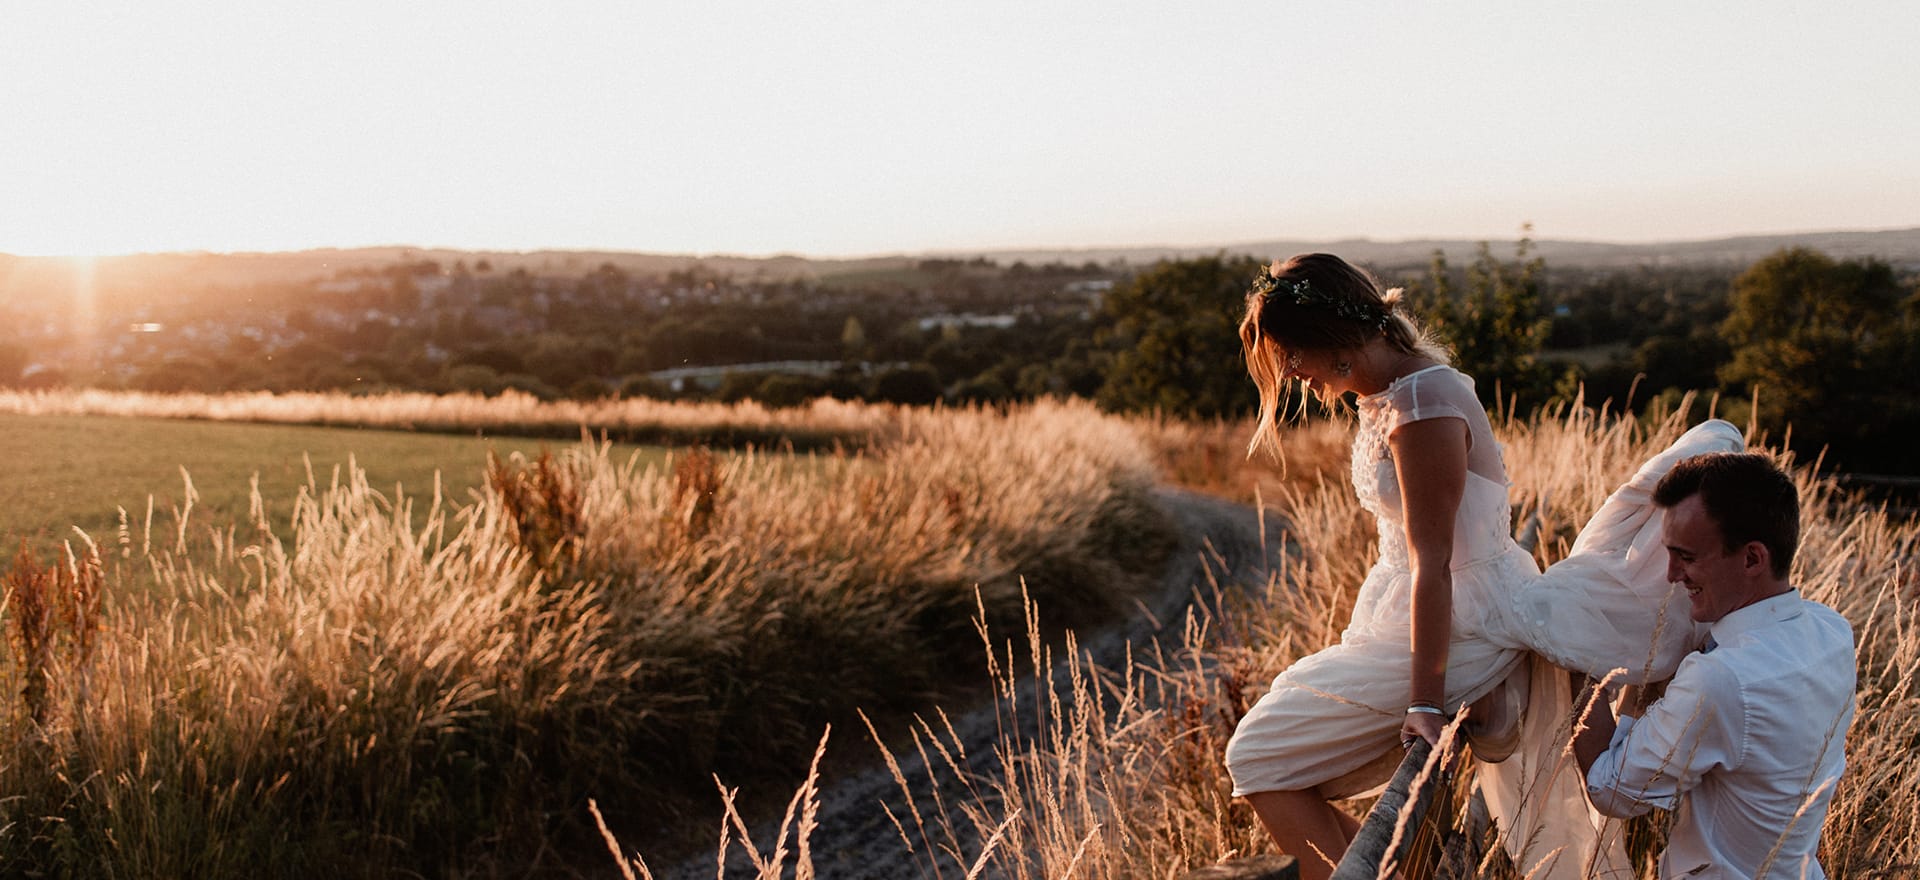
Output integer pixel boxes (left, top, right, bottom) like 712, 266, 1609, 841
1572, 452, 1855, 879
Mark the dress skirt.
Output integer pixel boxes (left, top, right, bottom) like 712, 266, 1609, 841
1225, 419, 1745, 798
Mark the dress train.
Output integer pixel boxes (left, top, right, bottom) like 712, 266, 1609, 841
1479, 418, 1745, 879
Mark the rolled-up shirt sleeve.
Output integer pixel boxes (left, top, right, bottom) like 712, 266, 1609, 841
1584, 657, 1738, 819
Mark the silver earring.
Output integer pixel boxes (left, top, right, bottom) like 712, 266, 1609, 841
1335, 360, 1352, 377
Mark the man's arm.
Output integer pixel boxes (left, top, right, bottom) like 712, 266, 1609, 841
1573, 681, 1638, 779
1579, 663, 1726, 819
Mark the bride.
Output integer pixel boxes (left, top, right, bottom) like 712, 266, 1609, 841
1223, 253, 1740, 879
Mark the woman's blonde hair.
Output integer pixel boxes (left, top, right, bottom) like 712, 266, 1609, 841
1238, 253, 1448, 458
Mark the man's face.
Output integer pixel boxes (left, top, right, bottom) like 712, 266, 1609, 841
1663, 495, 1753, 623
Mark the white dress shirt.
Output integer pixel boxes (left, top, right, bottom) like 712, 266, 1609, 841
1585, 590, 1856, 879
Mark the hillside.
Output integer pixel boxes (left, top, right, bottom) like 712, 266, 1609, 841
4, 227, 1917, 288
970, 226, 1920, 271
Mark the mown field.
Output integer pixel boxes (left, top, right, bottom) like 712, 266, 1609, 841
0, 413, 666, 554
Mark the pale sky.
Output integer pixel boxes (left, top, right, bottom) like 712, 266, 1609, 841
3, 0, 1917, 258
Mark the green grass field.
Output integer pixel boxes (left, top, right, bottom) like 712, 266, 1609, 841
0, 413, 669, 554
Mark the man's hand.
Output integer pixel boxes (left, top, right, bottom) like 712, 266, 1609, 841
1572, 676, 1623, 776
1618, 683, 1647, 717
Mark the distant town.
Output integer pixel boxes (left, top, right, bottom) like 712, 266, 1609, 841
2, 227, 1917, 470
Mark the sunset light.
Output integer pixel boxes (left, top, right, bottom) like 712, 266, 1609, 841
5, 3, 1920, 876
3, 1, 1917, 258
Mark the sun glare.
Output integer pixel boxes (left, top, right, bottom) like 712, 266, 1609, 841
64, 256, 99, 347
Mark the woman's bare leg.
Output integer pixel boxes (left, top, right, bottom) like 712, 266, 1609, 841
1243, 787, 1361, 880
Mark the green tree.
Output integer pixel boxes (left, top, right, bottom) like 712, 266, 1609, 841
871, 364, 943, 406
1408, 237, 1556, 412
525, 333, 613, 390
1095, 254, 1260, 419
840, 316, 869, 360
716, 371, 770, 404
567, 377, 613, 400
499, 373, 560, 400
457, 345, 526, 375
950, 373, 1013, 404
618, 374, 673, 399
134, 358, 215, 393
754, 373, 821, 408
447, 364, 505, 395
0, 342, 28, 386
1717, 247, 1915, 467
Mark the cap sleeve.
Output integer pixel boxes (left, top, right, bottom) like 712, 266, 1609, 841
1379, 368, 1475, 442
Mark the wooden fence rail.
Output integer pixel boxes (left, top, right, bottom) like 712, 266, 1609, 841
1330, 736, 1465, 880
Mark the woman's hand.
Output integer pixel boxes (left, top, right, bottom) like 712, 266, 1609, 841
1401, 710, 1448, 748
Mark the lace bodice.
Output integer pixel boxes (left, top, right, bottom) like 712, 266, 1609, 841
1345, 365, 1530, 637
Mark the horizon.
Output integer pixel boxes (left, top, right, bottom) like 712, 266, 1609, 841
5, 2, 1918, 259
9, 222, 1919, 264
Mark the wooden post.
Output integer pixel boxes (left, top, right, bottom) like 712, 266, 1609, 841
1329, 737, 1462, 880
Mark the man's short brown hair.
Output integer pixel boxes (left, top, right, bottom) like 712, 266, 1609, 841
1652, 452, 1799, 579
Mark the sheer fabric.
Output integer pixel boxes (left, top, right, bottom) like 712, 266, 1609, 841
1346, 365, 1533, 642
1225, 364, 1744, 878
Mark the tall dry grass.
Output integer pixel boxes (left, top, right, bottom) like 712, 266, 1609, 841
0, 387, 901, 449
1133, 412, 1352, 508
0, 397, 1176, 877
694, 400, 1915, 879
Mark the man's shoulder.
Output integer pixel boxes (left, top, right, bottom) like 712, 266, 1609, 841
1725, 592, 1854, 652
1798, 597, 1855, 639
1770, 596, 1856, 662
1710, 597, 1856, 698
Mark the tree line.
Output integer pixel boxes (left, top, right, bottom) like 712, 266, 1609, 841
1096, 243, 1920, 473
3, 245, 1916, 471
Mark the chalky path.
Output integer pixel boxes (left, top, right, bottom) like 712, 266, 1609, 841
660, 487, 1282, 879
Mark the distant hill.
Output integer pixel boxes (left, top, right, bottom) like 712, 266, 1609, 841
0, 247, 915, 288
4, 228, 1917, 288
965, 227, 1920, 272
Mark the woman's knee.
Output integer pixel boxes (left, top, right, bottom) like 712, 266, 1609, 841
1223, 720, 1281, 793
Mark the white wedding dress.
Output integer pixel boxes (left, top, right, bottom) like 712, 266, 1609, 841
1224, 364, 1743, 878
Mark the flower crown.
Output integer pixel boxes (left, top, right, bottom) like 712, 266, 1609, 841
1249, 271, 1392, 331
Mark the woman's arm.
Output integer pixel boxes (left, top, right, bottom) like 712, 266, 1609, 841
1390, 417, 1469, 744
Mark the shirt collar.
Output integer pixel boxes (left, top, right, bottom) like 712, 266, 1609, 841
1708, 589, 1803, 648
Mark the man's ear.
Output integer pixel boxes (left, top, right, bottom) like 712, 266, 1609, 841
1743, 540, 1770, 575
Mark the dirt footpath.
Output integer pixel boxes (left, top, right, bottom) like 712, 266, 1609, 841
658, 487, 1281, 880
